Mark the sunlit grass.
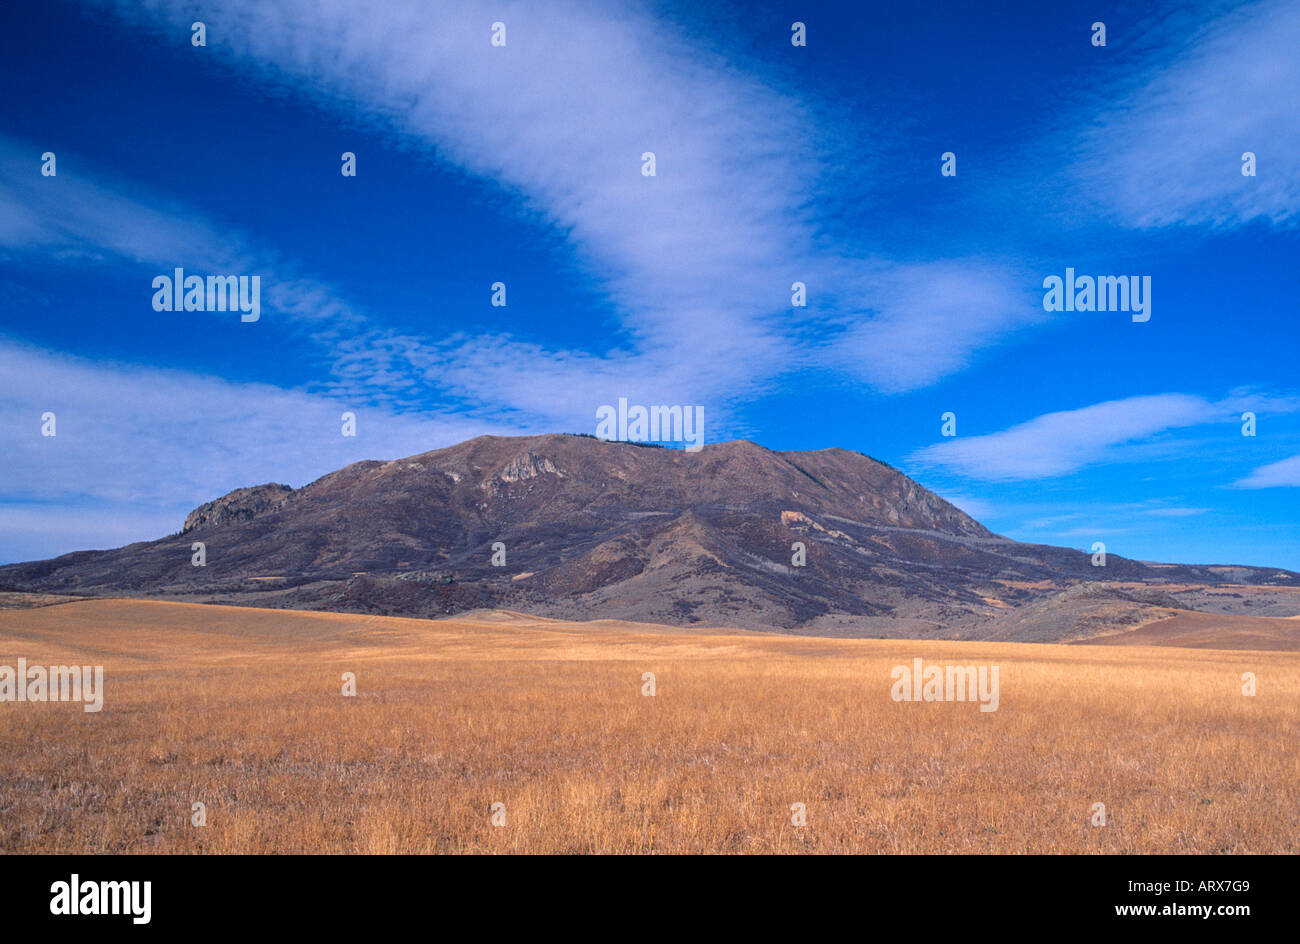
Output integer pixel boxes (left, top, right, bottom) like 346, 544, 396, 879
1, 599, 1296, 853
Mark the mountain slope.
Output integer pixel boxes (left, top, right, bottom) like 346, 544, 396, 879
2, 433, 1297, 638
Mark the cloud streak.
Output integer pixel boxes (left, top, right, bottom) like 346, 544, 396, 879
0, 337, 517, 560
1235, 454, 1300, 488
85, 0, 1032, 409
1072, 0, 1300, 230
0, 136, 367, 338
910, 392, 1298, 481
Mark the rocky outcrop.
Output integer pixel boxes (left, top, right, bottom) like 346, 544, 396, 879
182, 483, 294, 533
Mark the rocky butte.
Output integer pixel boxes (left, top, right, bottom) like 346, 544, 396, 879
2, 434, 1296, 641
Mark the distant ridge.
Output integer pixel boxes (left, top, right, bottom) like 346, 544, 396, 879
2, 433, 1297, 641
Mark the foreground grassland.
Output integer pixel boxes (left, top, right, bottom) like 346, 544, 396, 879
1, 599, 1297, 854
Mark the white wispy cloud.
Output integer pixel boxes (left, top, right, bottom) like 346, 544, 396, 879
909, 392, 1299, 481
1141, 506, 1211, 517
1235, 453, 1300, 488
824, 259, 1040, 393
0, 136, 366, 338
84, 0, 1032, 406
0, 338, 517, 560
1021, 504, 1211, 529
1072, 0, 1300, 229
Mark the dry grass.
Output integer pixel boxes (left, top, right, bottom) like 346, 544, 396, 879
0, 591, 86, 610
1078, 608, 1300, 651
1, 598, 1297, 854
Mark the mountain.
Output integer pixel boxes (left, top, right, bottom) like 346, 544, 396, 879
2, 433, 1298, 640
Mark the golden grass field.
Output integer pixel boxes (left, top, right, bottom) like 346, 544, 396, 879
1, 597, 1297, 854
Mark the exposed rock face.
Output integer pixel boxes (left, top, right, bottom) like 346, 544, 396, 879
1, 434, 1296, 639
494, 452, 564, 485
182, 484, 294, 534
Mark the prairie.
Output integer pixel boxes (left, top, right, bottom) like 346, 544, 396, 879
1, 598, 1296, 854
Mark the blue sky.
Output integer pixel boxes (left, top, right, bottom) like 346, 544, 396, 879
0, 0, 1297, 569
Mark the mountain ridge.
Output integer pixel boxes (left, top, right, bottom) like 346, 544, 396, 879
2, 433, 1297, 640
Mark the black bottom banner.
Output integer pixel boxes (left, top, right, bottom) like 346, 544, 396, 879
0, 854, 1284, 932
